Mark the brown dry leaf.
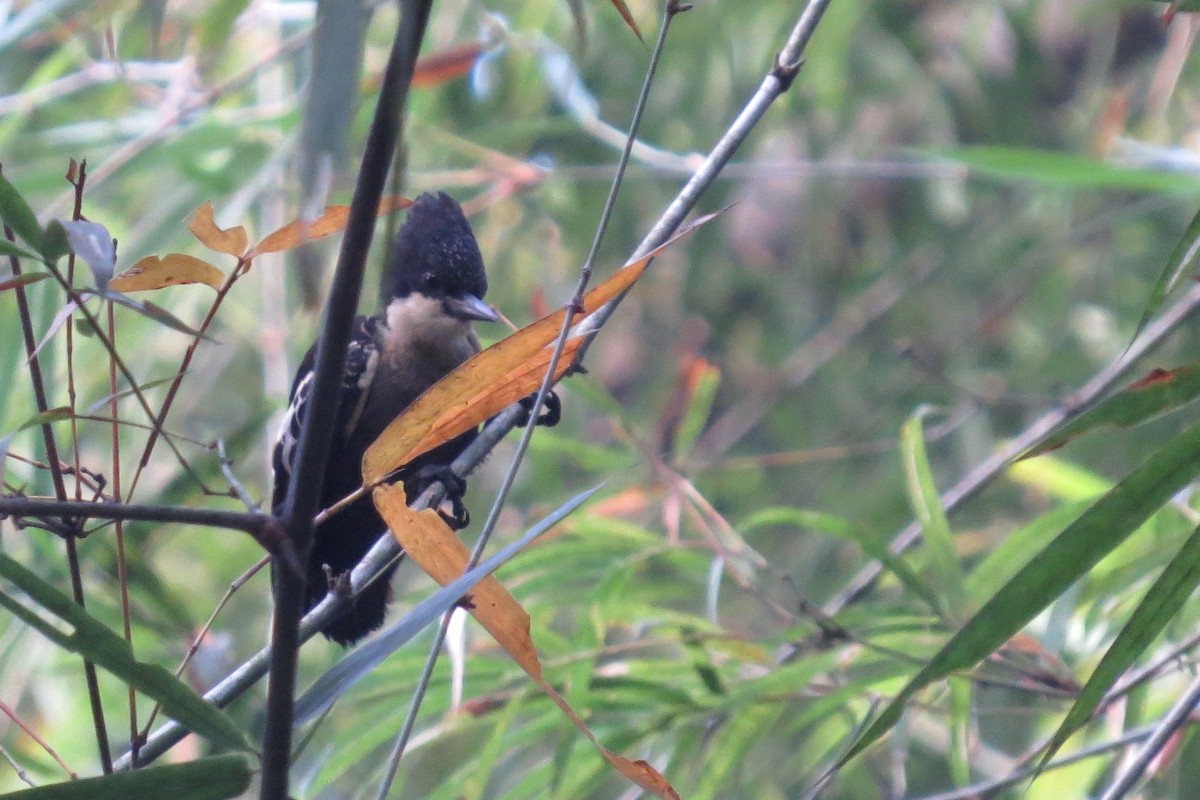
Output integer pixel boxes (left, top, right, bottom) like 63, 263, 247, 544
413, 43, 485, 87
609, 0, 645, 42
188, 203, 249, 258
109, 254, 225, 292
387, 336, 586, 479
247, 195, 412, 258
373, 485, 679, 800
362, 212, 718, 486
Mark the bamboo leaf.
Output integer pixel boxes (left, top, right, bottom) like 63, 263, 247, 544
0, 554, 251, 752
1040, 521, 1200, 766
0, 172, 44, 250
1027, 365, 1200, 457
840, 415, 1200, 765
0, 755, 252, 800
901, 409, 967, 619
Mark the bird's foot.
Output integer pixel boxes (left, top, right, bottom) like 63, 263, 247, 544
413, 464, 470, 529
323, 563, 354, 598
516, 390, 561, 428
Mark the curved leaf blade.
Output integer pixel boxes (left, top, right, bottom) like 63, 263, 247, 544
0, 554, 251, 752
1134, 206, 1200, 341
1040, 521, 1200, 766
0, 172, 43, 250
1027, 365, 1200, 457
839, 416, 1200, 765
0, 755, 252, 800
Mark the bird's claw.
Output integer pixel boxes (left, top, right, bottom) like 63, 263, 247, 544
516, 390, 561, 428
413, 465, 471, 530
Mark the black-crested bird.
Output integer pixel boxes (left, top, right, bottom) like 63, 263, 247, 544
271, 192, 556, 645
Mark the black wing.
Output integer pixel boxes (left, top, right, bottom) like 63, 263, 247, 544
271, 315, 381, 514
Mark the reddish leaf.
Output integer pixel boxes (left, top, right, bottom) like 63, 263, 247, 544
413, 43, 485, 87
608, 0, 645, 42
362, 211, 717, 485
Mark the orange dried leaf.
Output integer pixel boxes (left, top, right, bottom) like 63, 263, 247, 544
188, 203, 249, 258
1130, 367, 1175, 389
397, 337, 585, 472
362, 212, 718, 486
363, 266, 636, 485
109, 254, 225, 292
374, 484, 540, 673
248, 195, 412, 257
372, 485, 679, 800
609, 0, 645, 42
413, 43, 485, 87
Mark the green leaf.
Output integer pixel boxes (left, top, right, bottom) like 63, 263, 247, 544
741, 506, 943, 615
0, 271, 50, 292
839, 415, 1200, 765
40, 219, 70, 264
901, 410, 967, 620
0, 238, 39, 261
1027, 365, 1200, 457
948, 146, 1200, 193
966, 499, 1094, 603
1040, 521, 1200, 766
99, 289, 213, 339
948, 676, 972, 788
0, 172, 44, 250
0, 554, 251, 752
1133, 206, 1200, 342
673, 360, 720, 459
0, 755, 252, 800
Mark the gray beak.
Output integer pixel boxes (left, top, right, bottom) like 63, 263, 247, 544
444, 292, 500, 323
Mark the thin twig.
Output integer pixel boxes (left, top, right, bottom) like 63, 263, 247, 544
1097, 672, 1200, 800
571, 0, 828, 366
916, 721, 1188, 800
107, 277, 139, 761
217, 440, 261, 512
138, 556, 271, 744
0, 495, 263, 530
0, 699, 75, 780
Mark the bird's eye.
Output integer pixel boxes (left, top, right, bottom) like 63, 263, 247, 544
421, 272, 440, 291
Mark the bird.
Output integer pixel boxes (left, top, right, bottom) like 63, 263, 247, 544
271, 191, 557, 646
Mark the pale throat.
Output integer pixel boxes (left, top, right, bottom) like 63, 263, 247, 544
382, 294, 472, 362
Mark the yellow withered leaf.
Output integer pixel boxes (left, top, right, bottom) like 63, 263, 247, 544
109, 254, 225, 292
188, 203, 249, 258
372, 485, 679, 800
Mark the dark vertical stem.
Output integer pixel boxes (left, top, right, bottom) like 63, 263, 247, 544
3, 159, 113, 772
258, 1, 434, 797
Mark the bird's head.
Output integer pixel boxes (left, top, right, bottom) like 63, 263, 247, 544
389, 192, 499, 324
